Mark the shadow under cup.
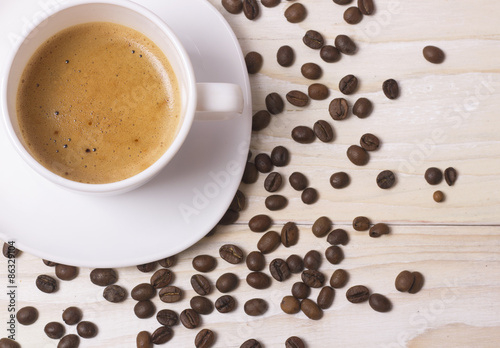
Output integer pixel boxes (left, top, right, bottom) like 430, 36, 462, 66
3, 0, 196, 194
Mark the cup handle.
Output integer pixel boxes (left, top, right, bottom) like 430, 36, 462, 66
195, 83, 244, 120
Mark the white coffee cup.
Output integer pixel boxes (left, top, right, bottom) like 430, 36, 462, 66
1, 0, 244, 195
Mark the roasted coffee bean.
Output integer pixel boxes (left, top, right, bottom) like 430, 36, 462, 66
246, 251, 266, 271
156, 309, 179, 326
291, 281, 310, 299
190, 296, 214, 315
360, 133, 380, 151
425, 167, 443, 185
2, 243, 19, 258
303, 250, 322, 270
219, 208, 239, 225
346, 285, 370, 303
289, 172, 308, 191
192, 255, 217, 273
334, 34, 357, 55
329, 98, 349, 120
344, 6, 363, 24
265, 92, 284, 114
301, 187, 318, 204
180, 309, 200, 329
219, 244, 244, 264
347, 145, 369, 166
150, 269, 173, 289
249, 215, 272, 232
151, 326, 173, 344
353, 97, 373, 118
353, 216, 371, 231
284, 3, 307, 23
57, 334, 79, 348
262, 0, 280, 7
281, 222, 299, 247
136, 261, 157, 273
433, 190, 445, 203
395, 270, 415, 292
286, 90, 309, 107
0, 338, 20, 348
369, 223, 390, 238
301, 62, 322, 80
330, 269, 349, 288
333, 0, 353, 4
330, 172, 350, 189
222, 0, 243, 14
269, 258, 291, 281
242, 162, 258, 184
409, 271, 425, 294
265, 195, 288, 211
271, 146, 289, 166
62, 307, 82, 325
358, 0, 375, 15
77, 321, 98, 338
277, 45, 294, 67
159, 286, 183, 303
320, 45, 341, 63
382, 79, 399, 99
43, 259, 57, 266
301, 299, 322, 320
255, 153, 273, 173
309, 83, 329, 100
257, 231, 281, 253
286, 254, 304, 274
423, 45, 445, 64
339, 74, 358, 95
246, 272, 271, 289
158, 255, 176, 268
369, 293, 391, 312
317, 286, 335, 309
301, 269, 325, 288
17, 306, 38, 325
252, 110, 271, 131
103, 285, 126, 303
377, 170, 396, 189
312, 216, 332, 237
36, 274, 57, 293
45, 322, 65, 339
303, 30, 324, 49
444, 167, 457, 186
244, 298, 268, 316
292, 126, 315, 144
264, 172, 283, 192
327, 229, 349, 245
54, 264, 78, 281
313, 120, 334, 142
241, 339, 262, 348
131, 283, 155, 301
216, 273, 239, 293
230, 190, 246, 212
90, 268, 117, 286
195, 329, 215, 348
136, 331, 151, 348
325, 246, 344, 264
134, 300, 156, 319
245, 51, 263, 74
243, 0, 259, 20
215, 295, 236, 313
281, 295, 301, 314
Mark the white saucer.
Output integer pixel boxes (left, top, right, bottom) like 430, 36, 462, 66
0, 0, 251, 267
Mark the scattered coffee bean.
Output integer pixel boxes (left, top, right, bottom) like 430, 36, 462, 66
330, 269, 349, 288
377, 170, 396, 189
249, 214, 272, 232
180, 309, 200, 329
335, 34, 357, 54
358, 0, 375, 15
134, 300, 156, 319
317, 286, 335, 309
353, 97, 373, 118
433, 190, 445, 202
0, 338, 20, 348
192, 255, 217, 273
136, 331, 151, 348
444, 167, 457, 186
409, 271, 425, 294
346, 285, 370, 303
292, 125, 315, 144
270, 258, 292, 281
327, 229, 349, 245
291, 281, 310, 299
245, 51, 263, 74
103, 284, 127, 303
339, 74, 358, 95
277, 45, 294, 67
62, 307, 82, 325
330, 172, 350, 189
369, 223, 390, 238
281, 222, 299, 247
347, 145, 369, 166
344, 6, 363, 24
252, 110, 271, 131
265, 92, 284, 114
286, 254, 304, 274
246, 272, 272, 289
289, 172, 308, 190
286, 336, 306, 348
395, 270, 415, 292
76, 321, 98, 338
301, 187, 318, 204
265, 195, 288, 211
243, 0, 259, 20
156, 309, 179, 326
36, 274, 57, 293
58, 334, 79, 348
216, 273, 239, 293
159, 255, 177, 268
286, 90, 309, 107
136, 261, 157, 273
222, 0, 243, 14
219, 244, 244, 264
191, 274, 212, 296
43, 259, 57, 266
246, 251, 266, 271
190, 296, 214, 315
150, 269, 173, 289
90, 268, 117, 286
271, 146, 289, 166
333, 0, 353, 4
264, 172, 283, 193
17, 306, 38, 325
284, 3, 307, 23
151, 326, 173, 344
242, 162, 258, 184
360, 133, 380, 151
423, 45, 445, 64
303, 250, 322, 270
353, 216, 371, 231
329, 98, 349, 120
262, 0, 280, 7
230, 190, 246, 212
219, 208, 239, 225
255, 153, 273, 173
309, 83, 329, 100
241, 339, 262, 348
215, 295, 236, 313
369, 293, 392, 312
257, 231, 281, 254
281, 295, 301, 314
325, 246, 344, 264
320, 45, 341, 63
382, 79, 399, 99
301, 62, 322, 80
55, 264, 78, 281
244, 298, 268, 316
425, 167, 443, 185
312, 216, 332, 237
301, 269, 325, 288
45, 322, 65, 339
313, 120, 334, 142
195, 329, 215, 348
159, 286, 183, 303
301, 299, 322, 320
303, 30, 324, 49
